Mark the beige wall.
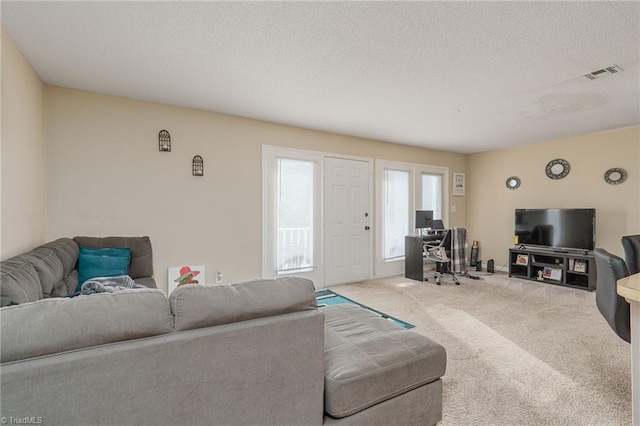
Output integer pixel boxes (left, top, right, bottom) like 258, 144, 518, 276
1, 29, 46, 259
13, 54, 634, 288
467, 126, 640, 269
45, 86, 466, 291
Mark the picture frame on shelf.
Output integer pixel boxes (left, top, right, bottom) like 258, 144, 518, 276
543, 267, 562, 281
516, 254, 528, 265
573, 260, 587, 273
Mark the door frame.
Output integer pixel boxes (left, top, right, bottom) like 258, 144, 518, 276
262, 145, 373, 288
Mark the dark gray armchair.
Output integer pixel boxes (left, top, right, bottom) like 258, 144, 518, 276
593, 248, 630, 343
621, 234, 640, 275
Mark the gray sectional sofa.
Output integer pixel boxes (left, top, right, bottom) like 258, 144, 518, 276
0, 236, 156, 307
0, 238, 447, 425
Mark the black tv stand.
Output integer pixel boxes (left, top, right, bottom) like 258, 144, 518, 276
508, 247, 595, 291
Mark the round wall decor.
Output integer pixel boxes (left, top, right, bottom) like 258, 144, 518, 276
506, 176, 521, 190
545, 159, 570, 179
604, 167, 627, 185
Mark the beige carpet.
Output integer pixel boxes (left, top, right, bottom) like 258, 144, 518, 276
329, 272, 631, 425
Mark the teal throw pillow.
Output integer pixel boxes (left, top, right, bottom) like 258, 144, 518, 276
77, 247, 131, 291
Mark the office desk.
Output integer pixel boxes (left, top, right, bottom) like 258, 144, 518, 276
405, 234, 445, 282
617, 273, 640, 425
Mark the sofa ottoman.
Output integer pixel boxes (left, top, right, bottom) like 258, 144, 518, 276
322, 304, 446, 426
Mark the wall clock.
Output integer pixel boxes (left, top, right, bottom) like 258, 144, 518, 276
604, 168, 627, 185
545, 159, 570, 180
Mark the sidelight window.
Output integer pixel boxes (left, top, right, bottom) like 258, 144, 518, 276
384, 170, 410, 260
276, 158, 314, 273
421, 173, 443, 219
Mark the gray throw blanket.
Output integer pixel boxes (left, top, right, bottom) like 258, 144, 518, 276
81, 275, 145, 295
450, 227, 468, 274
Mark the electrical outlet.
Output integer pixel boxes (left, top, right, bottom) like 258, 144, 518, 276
451, 205, 457, 213
216, 271, 223, 284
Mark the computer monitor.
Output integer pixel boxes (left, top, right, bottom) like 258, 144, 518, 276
431, 219, 445, 230
415, 210, 434, 230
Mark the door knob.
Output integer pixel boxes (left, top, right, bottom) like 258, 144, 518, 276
365, 226, 370, 230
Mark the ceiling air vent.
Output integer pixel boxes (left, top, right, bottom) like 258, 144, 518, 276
584, 65, 623, 80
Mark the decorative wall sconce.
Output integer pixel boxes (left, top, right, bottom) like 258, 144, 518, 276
158, 130, 171, 152
505, 176, 521, 190
192, 155, 204, 176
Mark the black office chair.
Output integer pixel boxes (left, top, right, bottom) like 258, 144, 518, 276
424, 228, 467, 285
593, 248, 631, 343
621, 234, 640, 275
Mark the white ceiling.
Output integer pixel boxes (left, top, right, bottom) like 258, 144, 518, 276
2, 1, 639, 154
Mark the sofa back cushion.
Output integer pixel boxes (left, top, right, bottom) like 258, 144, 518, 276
73, 236, 153, 281
22, 247, 64, 298
0, 238, 79, 305
170, 277, 318, 331
41, 238, 80, 296
20, 239, 81, 298
0, 289, 173, 363
0, 256, 43, 307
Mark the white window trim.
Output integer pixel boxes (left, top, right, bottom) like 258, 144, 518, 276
263, 146, 324, 284
375, 159, 449, 278
416, 164, 450, 226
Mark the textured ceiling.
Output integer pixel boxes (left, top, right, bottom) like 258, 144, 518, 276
2, 1, 639, 154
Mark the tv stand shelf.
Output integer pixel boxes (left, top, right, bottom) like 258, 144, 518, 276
508, 247, 596, 291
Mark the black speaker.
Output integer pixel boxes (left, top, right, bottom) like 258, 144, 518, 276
476, 261, 482, 272
470, 240, 479, 266
487, 259, 495, 273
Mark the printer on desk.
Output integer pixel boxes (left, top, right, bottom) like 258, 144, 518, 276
430, 219, 446, 234
418, 221, 446, 238
416, 210, 446, 237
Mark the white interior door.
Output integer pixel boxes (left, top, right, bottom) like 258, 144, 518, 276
324, 157, 371, 286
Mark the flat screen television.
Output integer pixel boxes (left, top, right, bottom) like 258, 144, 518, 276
515, 208, 595, 251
